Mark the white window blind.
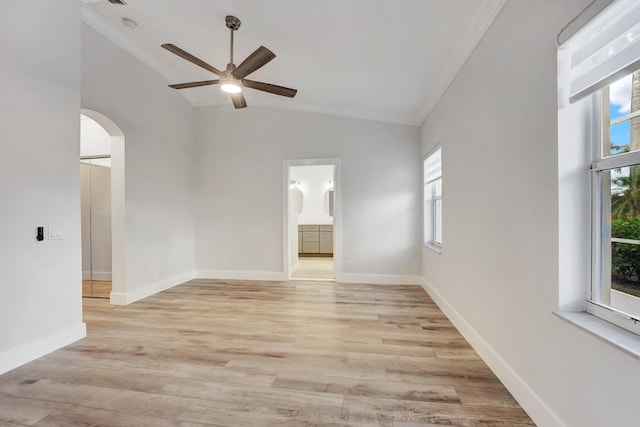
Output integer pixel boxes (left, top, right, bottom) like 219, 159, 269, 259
424, 147, 441, 183
564, 0, 640, 103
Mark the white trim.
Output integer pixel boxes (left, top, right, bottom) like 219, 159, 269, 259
196, 270, 287, 282
82, 270, 112, 281
0, 323, 87, 375
81, 5, 175, 84
424, 242, 442, 254
611, 289, 640, 315
610, 108, 640, 126
240, 98, 422, 126
555, 310, 640, 360
611, 237, 640, 245
592, 149, 640, 171
585, 299, 640, 336
337, 274, 423, 285
110, 271, 195, 305
419, 277, 567, 427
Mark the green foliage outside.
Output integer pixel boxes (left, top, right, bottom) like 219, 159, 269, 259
611, 165, 640, 220
611, 217, 640, 288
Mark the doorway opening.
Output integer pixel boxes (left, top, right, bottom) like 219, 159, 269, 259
284, 159, 341, 281
80, 155, 111, 297
80, 110, 125, 303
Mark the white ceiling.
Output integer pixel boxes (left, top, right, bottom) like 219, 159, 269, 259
81, 0, 506, 126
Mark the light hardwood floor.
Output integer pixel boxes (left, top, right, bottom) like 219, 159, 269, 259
82, 279, 111, 299
0, 279, 535, 426
292, 257, 335, 280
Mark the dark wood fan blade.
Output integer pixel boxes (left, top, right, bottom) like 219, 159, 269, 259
242, 79, 297, 98
232, 46, 276, 79
168, 80, 220, 89
231, 92, 247, 109
161, 43, 225, 78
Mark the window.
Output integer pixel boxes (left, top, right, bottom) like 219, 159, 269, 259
560, 0, 640, 334
590, 72, 640, 334
424, 147, 442, 252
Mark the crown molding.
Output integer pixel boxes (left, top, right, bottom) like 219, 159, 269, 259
195, 98, 420, 126
80, 4, 177, 85
81, 4, 202, 106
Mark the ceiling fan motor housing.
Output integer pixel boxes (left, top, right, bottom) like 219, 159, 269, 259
225, 15, 241, 31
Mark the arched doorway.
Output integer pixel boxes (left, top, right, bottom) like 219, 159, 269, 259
80, 109, 125, 303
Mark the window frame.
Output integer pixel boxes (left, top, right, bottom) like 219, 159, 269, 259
588, 86, 640, 335
423, 146, 442, 253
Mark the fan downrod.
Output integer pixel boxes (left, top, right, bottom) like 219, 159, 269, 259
225, 15, 241, 31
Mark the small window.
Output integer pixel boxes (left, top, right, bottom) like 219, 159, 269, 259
424, 147, 442, 252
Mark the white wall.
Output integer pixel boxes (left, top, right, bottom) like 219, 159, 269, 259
421, 1, 640, 426
290, 165, 335, 225
81, 114, 111, 158
0, 0, 86, 374
195, 107, 421, 280
81, 24, 197, 302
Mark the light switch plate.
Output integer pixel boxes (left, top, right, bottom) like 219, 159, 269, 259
49, 226, 63, 240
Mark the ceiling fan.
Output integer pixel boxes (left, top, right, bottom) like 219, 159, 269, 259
162, 15, 297, 109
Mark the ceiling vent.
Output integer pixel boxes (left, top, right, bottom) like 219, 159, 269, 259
108, 0, 127, 5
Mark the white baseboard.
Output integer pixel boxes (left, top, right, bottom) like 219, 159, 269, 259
336, 273, 423, 285
82, 270, 112, 280
196, 270, 288, 281
418, 277, 566, 427
0, 323, 86, 375
110, 271, 196, 305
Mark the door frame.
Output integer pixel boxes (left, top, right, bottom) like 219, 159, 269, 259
282, 158, 341, 280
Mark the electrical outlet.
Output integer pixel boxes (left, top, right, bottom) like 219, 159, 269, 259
345, 260, 352, 271
222, 257, 229, 267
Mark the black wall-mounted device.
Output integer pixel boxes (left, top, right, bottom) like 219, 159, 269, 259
37, 226, 44, 242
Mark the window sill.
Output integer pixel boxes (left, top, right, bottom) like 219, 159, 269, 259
424, 243, 442, 254
553, 311, 640, 360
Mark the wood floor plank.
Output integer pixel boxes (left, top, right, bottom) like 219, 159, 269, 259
0, 279, 534, 426
0, 394, 61, 426
33, 405, 217, 427
271, 372, 460, 404
343, 395, 533, 426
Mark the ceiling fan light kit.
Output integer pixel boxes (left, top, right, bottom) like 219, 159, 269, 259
162, 15, 297, 109
220, 79, 242, 94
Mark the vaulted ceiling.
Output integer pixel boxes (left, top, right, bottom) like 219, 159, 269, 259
81, 0, 506, 125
